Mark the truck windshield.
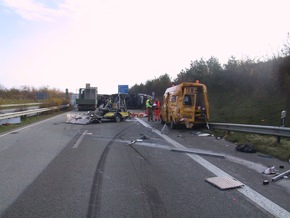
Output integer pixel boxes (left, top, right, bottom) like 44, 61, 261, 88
183, 94, 194, 106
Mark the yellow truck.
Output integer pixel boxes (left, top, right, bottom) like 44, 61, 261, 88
160, 81, 210, 129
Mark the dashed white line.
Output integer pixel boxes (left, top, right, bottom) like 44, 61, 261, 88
73, 130, 88, 148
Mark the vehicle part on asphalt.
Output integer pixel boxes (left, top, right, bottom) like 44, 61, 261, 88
263, 180, 269, 185
171, 148, 225, 158
206, 176, 244, 190
272, 170, 290, 182
263, 166, 276, 175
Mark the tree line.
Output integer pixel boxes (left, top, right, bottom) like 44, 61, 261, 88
129, 55, 290, 101
130, 33, 290, 100
129, 35, 290, 125
0, 85, 69, 107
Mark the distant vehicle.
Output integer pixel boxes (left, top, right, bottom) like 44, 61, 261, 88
76, 83, 98, 111
160, 81, 210, 129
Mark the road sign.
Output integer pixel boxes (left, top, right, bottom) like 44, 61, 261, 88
118, 85, 129, 94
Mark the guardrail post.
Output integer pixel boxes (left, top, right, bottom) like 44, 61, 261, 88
277, 110, 286, 144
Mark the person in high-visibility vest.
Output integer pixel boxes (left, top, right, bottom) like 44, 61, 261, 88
153, 98, 161, 121
146, 97, 153, 122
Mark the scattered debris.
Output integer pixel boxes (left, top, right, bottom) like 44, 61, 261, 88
126, 140, 137, 146
263, 180, 269, 185
197, 133, 211, 137
127, 134, 148, 146
257, 154, 273, 158
263, 166, 276, 175
272, 170, 290, 182
130, 112, 146, 117
190, 131, 211, 137
125, 139, 146, 160
139, 135, 148, 140
171, 148, 225, 158
206, 177, 244, 190
190, 131, 201, 135
235, 144, 257, 153
66, 112, 102, 125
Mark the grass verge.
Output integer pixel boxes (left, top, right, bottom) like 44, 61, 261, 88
217, 130, 290, 161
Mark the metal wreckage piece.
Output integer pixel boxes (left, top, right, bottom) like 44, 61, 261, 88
272, 170, 290, 182
66, 111, 102, 125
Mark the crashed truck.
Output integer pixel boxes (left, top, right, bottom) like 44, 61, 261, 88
67, 93, 130, 125
76, 83, 98, 111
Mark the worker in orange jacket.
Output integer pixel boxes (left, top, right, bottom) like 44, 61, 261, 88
153, 98, 161, 121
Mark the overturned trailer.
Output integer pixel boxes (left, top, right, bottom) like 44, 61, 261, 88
125, 93, 151, 109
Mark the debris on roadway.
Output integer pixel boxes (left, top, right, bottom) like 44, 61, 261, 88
206, 176, 244, 190
263, 166, 276, 175
171, 148, 226, 158
66, 111, 102, 125
272, 170, 290, 182
235, 144, 257, 153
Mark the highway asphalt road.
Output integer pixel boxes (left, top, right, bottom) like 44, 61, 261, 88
0, 113, 289, 217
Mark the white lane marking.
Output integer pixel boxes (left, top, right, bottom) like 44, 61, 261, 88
0, 114, 67, 153
73, 130, 88, 148
0, 113, 65, 138
135, 118, 290, 218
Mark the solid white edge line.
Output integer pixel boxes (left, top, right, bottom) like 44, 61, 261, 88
135, 117, 290, 218
0, 113, 66, 138
0, 113, 67, 152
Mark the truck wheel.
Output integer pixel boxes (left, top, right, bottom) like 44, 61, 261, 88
115, 114, 121, 123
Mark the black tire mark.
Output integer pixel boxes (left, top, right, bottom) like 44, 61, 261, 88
142, 184, 167, 218
86, 126, 131, 218
125, 126, 168, 217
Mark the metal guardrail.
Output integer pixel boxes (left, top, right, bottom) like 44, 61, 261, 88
0, 104, 69, 120
209, 122, 290, 138
0, 107, 55, 120
1, 107, 289, 139
0, 103, 45, 108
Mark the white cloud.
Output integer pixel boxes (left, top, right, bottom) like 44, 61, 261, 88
1, 0, 290, 94
2, 0, 71, 21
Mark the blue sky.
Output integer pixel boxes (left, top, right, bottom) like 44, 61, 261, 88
0, 0, 289, 94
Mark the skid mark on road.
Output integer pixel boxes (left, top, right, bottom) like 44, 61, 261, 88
86, 126, 132, 218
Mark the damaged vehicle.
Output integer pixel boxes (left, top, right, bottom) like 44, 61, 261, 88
160, 81, 210, 129
67, 93, 130, 125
